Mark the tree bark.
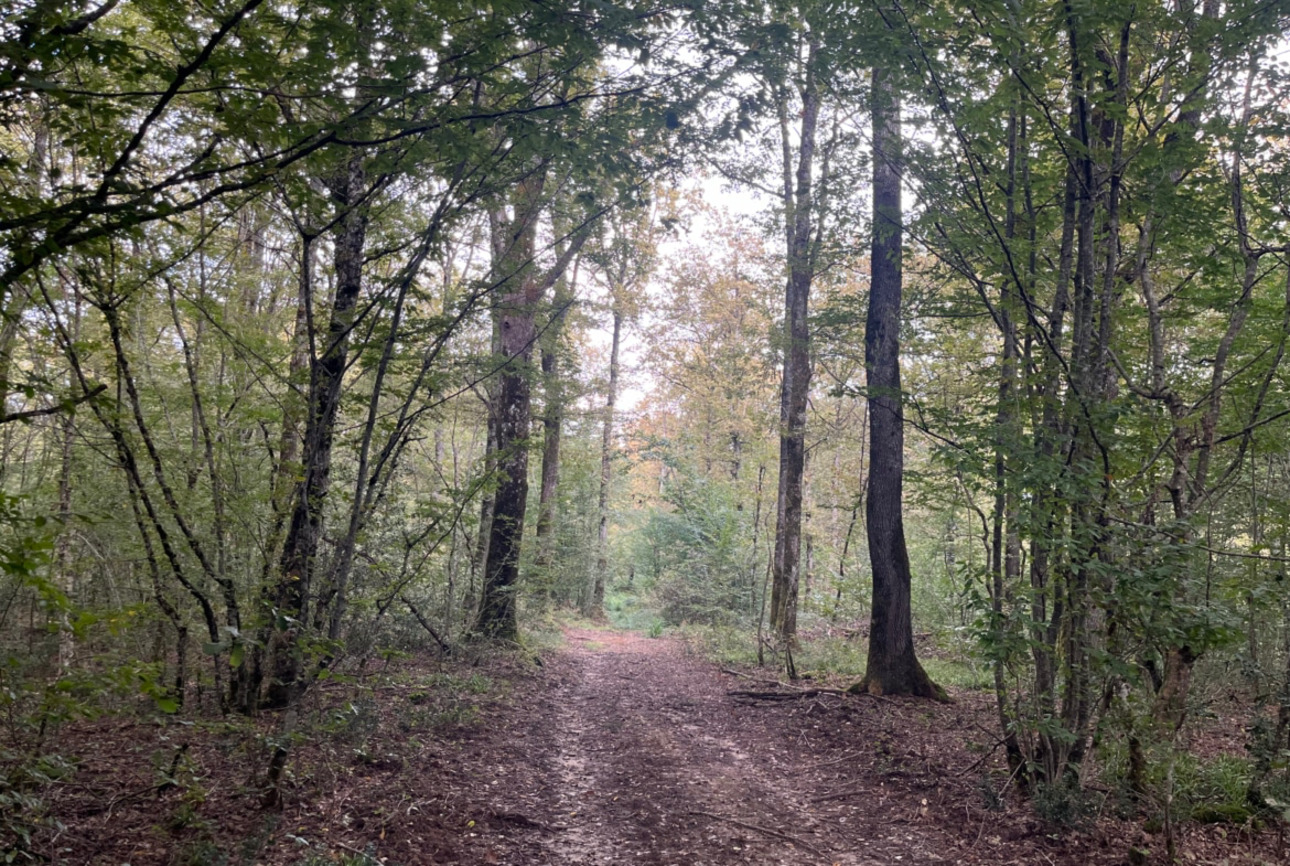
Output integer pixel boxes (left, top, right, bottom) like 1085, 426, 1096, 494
473, 175, 547, 641
265, 153, 368, 709
856, 67, 942, 700
589, 306, 622, 618
473, 171, 589, 639
534, 262, 575, 595
769, 43, 819, 646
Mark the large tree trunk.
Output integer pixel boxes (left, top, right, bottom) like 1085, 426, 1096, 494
589, 306, 622, 618
856, 67, 941, 700
769, 44, 819, 647
473, 176, 547, 641
473, 341, 533, 642
264, 154, 368, 709
473, 172, 589, 639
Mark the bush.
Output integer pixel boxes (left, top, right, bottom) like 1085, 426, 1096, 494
1033, 779, 1100, 830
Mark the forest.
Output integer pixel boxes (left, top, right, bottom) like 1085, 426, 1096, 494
2, 0, 1290, 863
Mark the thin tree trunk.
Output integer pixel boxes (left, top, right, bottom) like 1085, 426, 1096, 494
534, 260, 576, 593
239, 234, 313, 711
770, 41, 819, 647
52, 288, 82, 673
469, 402, 496, 616
750, 463, 766, 615
1153, 61, 1259, 737
265, 154, 368, 709
590, 307, 622, 618
990, 98, 1025, 773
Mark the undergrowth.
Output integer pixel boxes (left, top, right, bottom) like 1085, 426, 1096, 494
605, 589, 665, 636
671, 618, 988, 690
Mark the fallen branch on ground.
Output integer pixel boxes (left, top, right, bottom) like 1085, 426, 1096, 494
728, 689, 836, 701
720, 668, 784, 685
401, 595, 451, 654
688, 810, 826, 857
809, 785, 867, 803
727, 677, 849, 699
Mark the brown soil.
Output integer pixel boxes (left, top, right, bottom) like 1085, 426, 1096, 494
26, 627, 1287, 865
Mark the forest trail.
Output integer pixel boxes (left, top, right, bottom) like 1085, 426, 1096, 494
462, 628, 982, 866
39, 624, 1261, 865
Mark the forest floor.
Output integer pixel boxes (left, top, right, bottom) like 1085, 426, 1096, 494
31, 626, 1286, 865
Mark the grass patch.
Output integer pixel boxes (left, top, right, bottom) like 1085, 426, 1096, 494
1174, 753, 1254, 824
520, 612, 569, 657
921, 656, 992, 691
393, 671, 503, 735
793, 635, 867, 677
605, 588, 665, 635
675, 624, 761, 666
423, 672, 494, 695
673, 621, 990, 693
1104, 742, 1261, 828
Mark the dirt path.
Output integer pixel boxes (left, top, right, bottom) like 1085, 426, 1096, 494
490, 629, 841, 864
408, 627, 1288, 866
44, 626, 1280, 864
459, 629, 999, 866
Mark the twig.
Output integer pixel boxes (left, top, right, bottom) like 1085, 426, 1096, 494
971, 812, 988, 849
94, 781, 170, 819
489, 809, 566, 832
688, 810, 826, 858
728, 684, 850, 701
0, 384, 107, 425
720, 667, 784, 685
810, 785, 867, 803
955, 736, 1005, 777
801, 750, 857, 770
401, 595, 451, 654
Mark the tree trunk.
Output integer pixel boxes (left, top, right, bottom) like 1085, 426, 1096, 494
589, 307, 622, 618
238, 236, 313, 711
473, 170, 589, 639
856, 67, 942, 700
52, 281, 81, 673
534, 263, 575, 595
469, 400, 496, 618
770, 43, 819, 646
990, 100, 1026, 774
265, 154, 368, 709
473, 176, 547, 641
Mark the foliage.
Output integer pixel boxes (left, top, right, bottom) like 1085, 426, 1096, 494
1, 1, 1289, 857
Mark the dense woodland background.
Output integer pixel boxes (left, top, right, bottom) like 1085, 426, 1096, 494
3, 0, 1290, 860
